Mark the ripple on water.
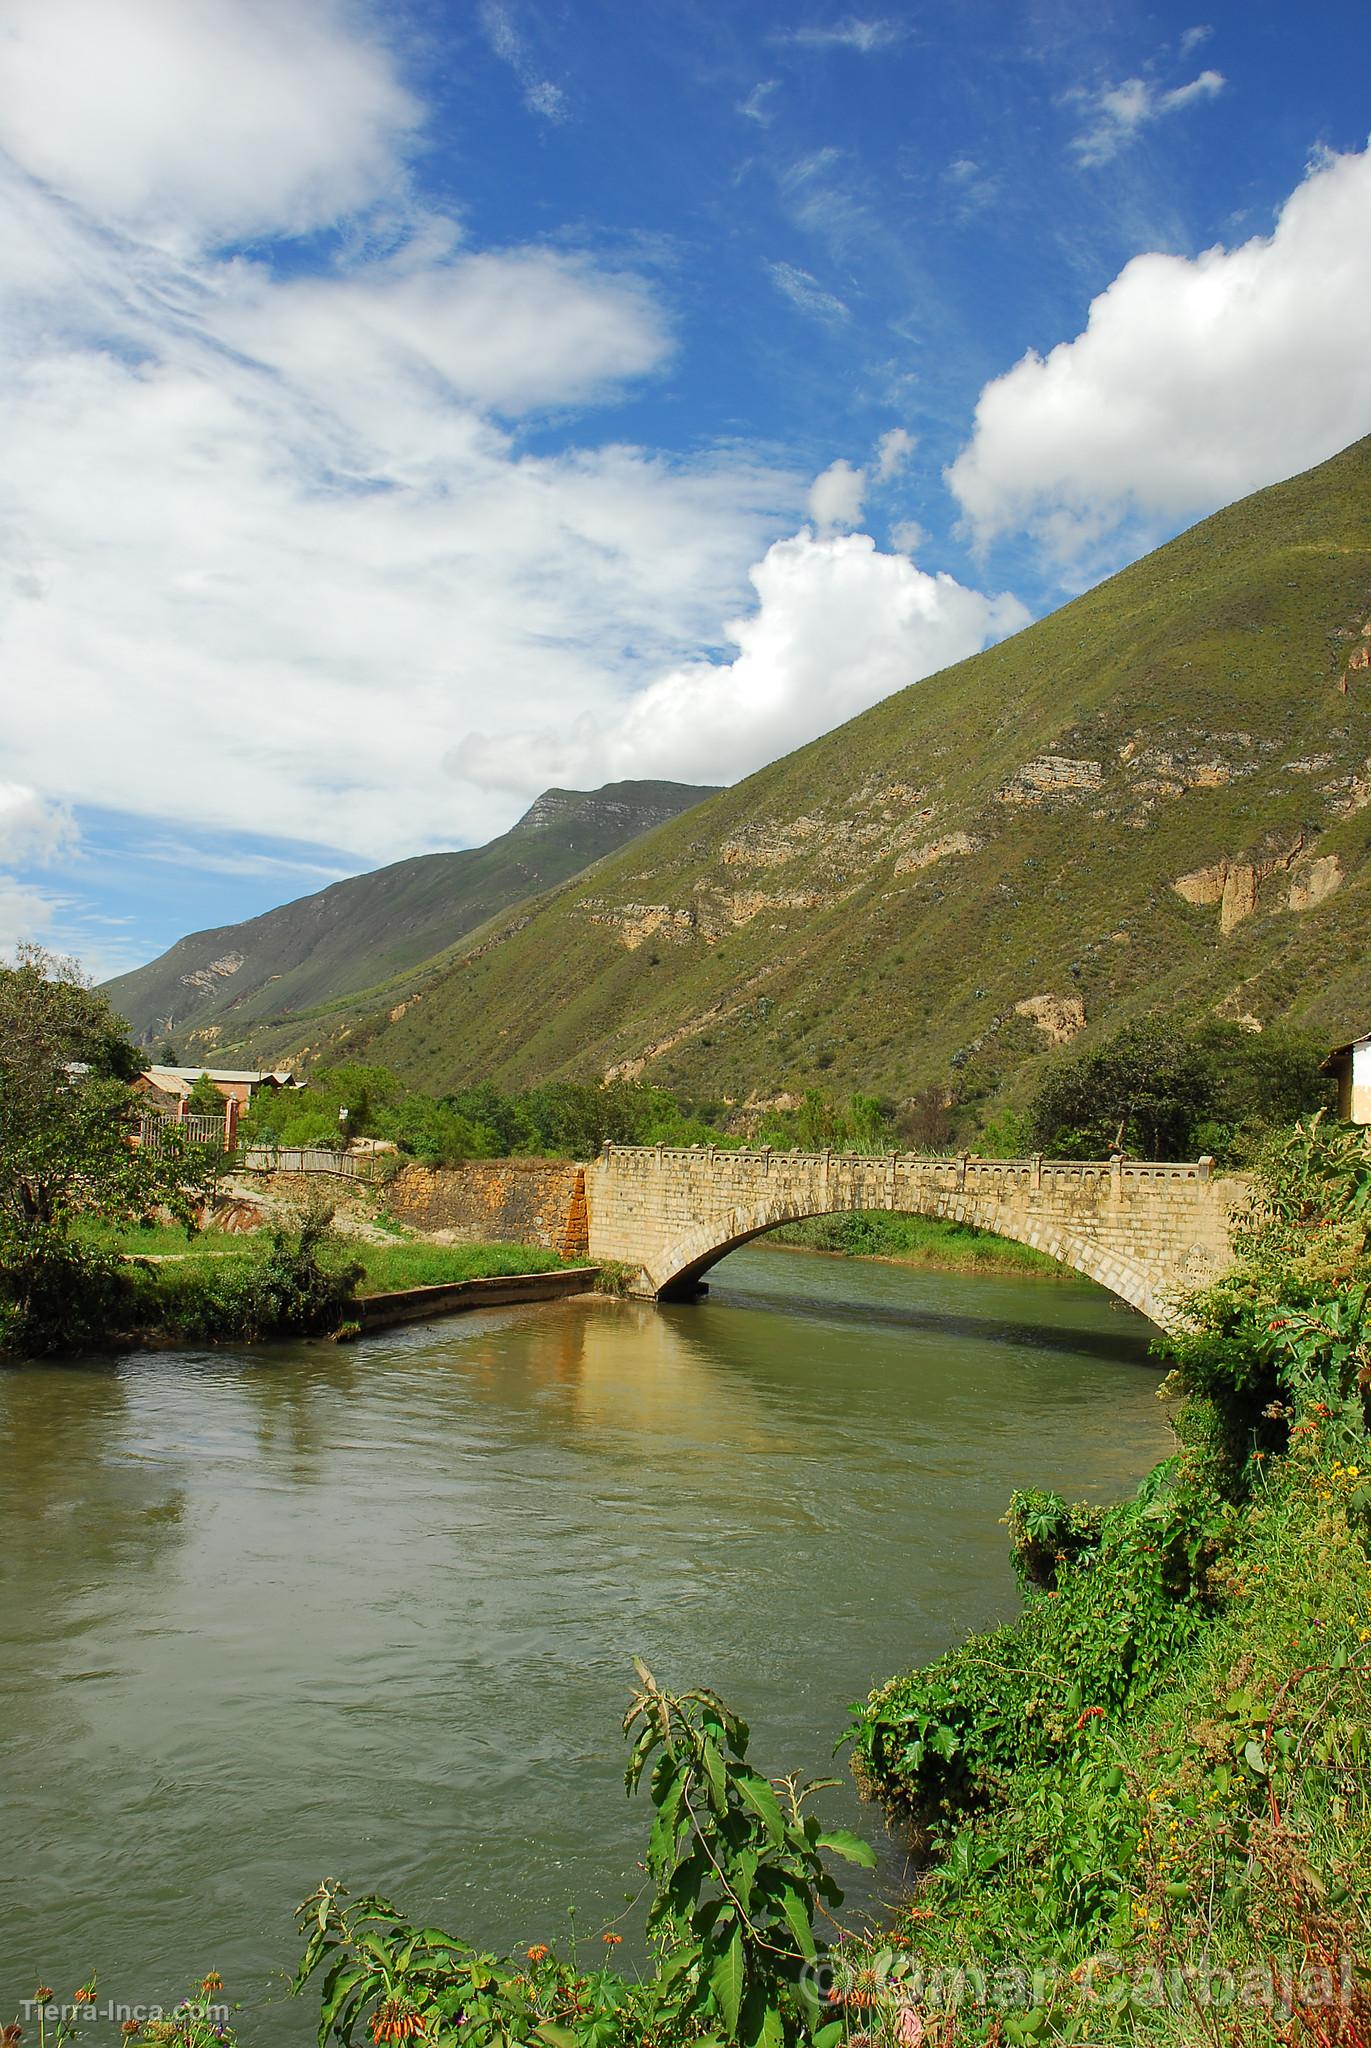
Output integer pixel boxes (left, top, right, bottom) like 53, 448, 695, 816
0, 1247, 1172, 2034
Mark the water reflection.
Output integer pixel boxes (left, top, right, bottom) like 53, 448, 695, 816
0, 1248, 1172, 2037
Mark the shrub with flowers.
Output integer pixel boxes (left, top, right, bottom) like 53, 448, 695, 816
838, 1114, 1371, 2045
294, 1663, 873, 2047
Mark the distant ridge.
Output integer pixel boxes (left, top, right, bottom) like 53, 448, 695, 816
103, 780, 720, 1045
192, 435, 1371, 1113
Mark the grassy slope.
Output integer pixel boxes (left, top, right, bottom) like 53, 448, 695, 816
218, 438, 1371, 1111
102, 780, 719, 1048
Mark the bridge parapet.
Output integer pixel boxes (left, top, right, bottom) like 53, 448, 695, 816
585, 1145, 1246, 1332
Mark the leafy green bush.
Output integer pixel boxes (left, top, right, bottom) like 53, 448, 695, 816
850, 1463, 1219, 1848
184, 1071, 227, 1116
1002, 1489, 1105, 1591
293, 1663, 873, 2048
131, 1199, 362, 1342
0, 1226, 134, 1356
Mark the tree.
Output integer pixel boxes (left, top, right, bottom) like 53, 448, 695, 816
1026, 1016, 1332, 1163
1028, 1019, 1218, 1159
0, 946, 208, 1350
185, 1071, 226, 1116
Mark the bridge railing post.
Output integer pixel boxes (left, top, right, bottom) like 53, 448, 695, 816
1110, 1151, 1124, 1199
1197, 1154, 1214, 1181
1031, 1151, 1042, 1192
957, 1151, 969, 1191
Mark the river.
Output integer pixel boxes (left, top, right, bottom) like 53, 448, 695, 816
0, 1246, 1173, 2036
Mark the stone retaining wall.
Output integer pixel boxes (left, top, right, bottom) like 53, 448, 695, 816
386, 1159, 585, 1254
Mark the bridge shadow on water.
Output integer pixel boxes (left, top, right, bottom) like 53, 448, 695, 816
695, 1254, 1158, 1370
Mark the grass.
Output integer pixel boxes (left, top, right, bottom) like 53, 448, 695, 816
842, 1435, 1371, 2046
769, 1210, 1064, 1275
77, 1216, 248, 1258
349, 1240, 567, 1294
75, 1218, 569, 1297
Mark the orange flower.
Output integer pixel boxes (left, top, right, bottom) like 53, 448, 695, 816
526, 1945, 550, 1963
74, 1988, 94, 2004
200, 1974, 224, 1995
601, 1932, 622, 1946
122, 2023, 142, 2039
34, 1988, 52, 2003
370, 1998, 426, 2043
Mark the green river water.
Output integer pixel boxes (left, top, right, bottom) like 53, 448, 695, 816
0, 1245, 1174, 2037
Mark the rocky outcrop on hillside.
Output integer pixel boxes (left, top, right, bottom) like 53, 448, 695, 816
187, 437, 1371, 1107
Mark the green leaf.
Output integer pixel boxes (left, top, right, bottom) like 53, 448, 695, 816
814, 1827, 877, 1868
772, 1879, 817, 1962
700, 1737, 729, 1814
753, 2000, 785, 2048
814, 2024, 844, 2048
734, 1771, 786, 1846
536, 2025, 581, 2048
709, 1927, 745, 2037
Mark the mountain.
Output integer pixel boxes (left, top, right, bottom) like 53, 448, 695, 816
196, 436, 1371, 1112
103, 781, 720, 1048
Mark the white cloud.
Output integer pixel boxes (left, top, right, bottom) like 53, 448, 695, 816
875, 427, 916, 481
738, 80, 779, 124
0, 786, 78, 867
890, 519, 926, 555
0, 0, 834, 874
779, 20, 904, 53
947, 141, 1371, 563
0, 203, 794, 866
1179, 25, 1212, 59
217, 236, 672, 419
0, 880, 62, 955
768, 261, 850, 321
808, 459, 867, 530
0, 0, 420, 251
479, 1, 568, 123
1071, 66, 1224, 166
456, 529, 1030, 791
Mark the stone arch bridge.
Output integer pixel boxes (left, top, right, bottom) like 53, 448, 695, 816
582, 1146, 1247, 1332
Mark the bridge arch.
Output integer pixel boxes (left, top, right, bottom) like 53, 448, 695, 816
583, 1147, 1244, 1334
652, 1193, 1161, 1319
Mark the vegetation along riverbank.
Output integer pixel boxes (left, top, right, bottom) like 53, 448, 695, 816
272, 1118, 1370, 2046
8, 938, 1371, 2046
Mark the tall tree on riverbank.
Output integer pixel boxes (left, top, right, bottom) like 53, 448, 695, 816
0, 946, 209, 1348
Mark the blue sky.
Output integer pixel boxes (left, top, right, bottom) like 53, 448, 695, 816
1, 0, 1368, 978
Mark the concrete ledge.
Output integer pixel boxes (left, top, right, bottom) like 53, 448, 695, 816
355, 1266, 599, 1333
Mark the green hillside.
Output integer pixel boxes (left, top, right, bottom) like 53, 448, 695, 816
103, 781, 718, 1047
210, 437, 1371, 1113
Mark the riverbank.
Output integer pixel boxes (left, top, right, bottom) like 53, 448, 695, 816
769, 1209, 1064, 1276
0, 1217, 575, 1357
841, 1119, 1371, 2046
